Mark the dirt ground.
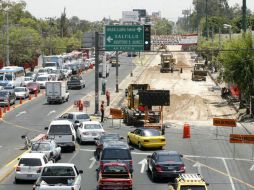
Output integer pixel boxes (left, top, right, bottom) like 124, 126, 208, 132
137, 45, 237, 122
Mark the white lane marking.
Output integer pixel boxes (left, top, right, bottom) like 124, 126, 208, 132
47, 110, 56, 116
138, 158, 147, 173
89, 157, 96, 169
222, 158, 236, 190
79, 148, 254, 162
193, 162, 203, 175
250, 165, 254, 171
68, 145, 80, 163
16, 111, 27, 117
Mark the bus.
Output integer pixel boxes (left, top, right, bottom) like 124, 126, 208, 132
0, 66, 25, 87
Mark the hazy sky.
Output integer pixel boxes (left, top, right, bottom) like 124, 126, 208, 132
16, 0, 254, 22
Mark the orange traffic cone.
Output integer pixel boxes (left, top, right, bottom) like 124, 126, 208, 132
29, 94, 32, 100
20, 97, 22, 104
7, 104, 10, 111
35, 90, 38, 97
183, 123, 190, 138
0, 108, 2, 118
3, 106, 6, 113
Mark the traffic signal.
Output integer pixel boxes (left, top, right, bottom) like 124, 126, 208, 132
144, 25, 151, 51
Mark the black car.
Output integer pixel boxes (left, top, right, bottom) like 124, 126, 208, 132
94, 133, 124, 159
97, 141, 134, 174
147, 151, 185, 181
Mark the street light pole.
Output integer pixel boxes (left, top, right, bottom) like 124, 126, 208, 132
205, 0, 208, 40
5, 6, 10, 66
242, 0, 247, 32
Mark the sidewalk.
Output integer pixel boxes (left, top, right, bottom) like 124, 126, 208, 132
208, 69, 254, 135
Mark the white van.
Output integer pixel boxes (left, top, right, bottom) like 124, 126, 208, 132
45, 120, 76, 151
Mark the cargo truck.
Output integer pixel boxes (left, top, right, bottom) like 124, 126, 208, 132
45, 81, 69, 104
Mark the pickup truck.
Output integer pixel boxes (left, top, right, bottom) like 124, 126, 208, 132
33, 163, 83, 190
97, 163, 133, 190
67, 75, 85, 90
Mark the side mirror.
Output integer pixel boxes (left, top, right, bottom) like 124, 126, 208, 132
21, 135, 26, 139
74, 120, 80, 124
180, 154, 183, 158
120, 136, 124, 140
96, 168, 100, 172
129, 147, 134, 151
45, 127, 48, 130
147, 155, 151, 159
79, 170, 83, 174
50, 151, 53, 157
206, 183, 209, 186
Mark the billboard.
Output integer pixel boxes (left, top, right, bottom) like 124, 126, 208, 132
122, 11, 139, 23
179, 34, 198, 46
133, 9, 147, 20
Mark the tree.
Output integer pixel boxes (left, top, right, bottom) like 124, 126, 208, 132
219, 33, 254, 102
152, 18, 173, 35
59, 7, 68, 38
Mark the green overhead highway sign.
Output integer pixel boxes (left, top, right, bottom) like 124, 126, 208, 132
105, 25, 150, 51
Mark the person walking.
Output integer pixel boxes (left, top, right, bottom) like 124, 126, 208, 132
106, 90, 110, 106
100, 101, 105, 123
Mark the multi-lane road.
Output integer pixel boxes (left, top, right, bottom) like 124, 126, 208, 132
0, 52, 254, 190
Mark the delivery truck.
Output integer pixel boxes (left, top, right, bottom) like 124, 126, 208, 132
46, 81, 69, 104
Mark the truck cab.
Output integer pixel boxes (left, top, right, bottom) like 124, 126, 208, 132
168, 174, 209, 190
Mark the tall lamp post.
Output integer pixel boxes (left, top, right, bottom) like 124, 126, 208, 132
3, 5, 10, 66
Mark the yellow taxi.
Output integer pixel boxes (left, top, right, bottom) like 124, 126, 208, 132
168, 173, 209, 190
127, 128, 166, 150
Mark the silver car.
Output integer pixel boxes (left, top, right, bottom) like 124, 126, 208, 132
14, 87, 30, 99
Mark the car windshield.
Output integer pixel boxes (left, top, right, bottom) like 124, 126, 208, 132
44, 63, 56, 67
37, 77, 48, 81
158, 154, 181, 162
27, 83, 37, 87
14, 88, 25, 92
5, 74, 12, 81
4, 86, 13, 90
180, 186, 206, 190
102, 149, 131, 160
42, 166, 75, 176
38, 69, 47, 73
70, 76, 80, 80
83, 124, 102, 130
25, 77, 32, 81
0, 91, 8, 96
32, 143, 51, 151
48, 125, 72, 135
76, 114, 90, 120
103, 165, 127, 173
18, 158, 42, 166
143, 129, 161, 137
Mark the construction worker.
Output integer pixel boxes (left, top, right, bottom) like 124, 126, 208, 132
100, 101, 105, 123
106, 90, 110, 106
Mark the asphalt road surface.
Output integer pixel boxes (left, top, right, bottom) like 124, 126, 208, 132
0, 53, 254, 190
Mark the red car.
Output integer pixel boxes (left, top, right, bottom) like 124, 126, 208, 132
26, 82, 40, 93
97, 163, 133, 190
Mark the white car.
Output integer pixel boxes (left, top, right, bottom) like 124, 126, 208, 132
36, 74, 50, 88
15, 153, 52, 183
77, 121, 105, 143
14, 87, 30, 99
24, 76, 33, 86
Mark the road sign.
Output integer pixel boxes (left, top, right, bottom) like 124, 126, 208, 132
105, 25, 150, 51
83, 101, 90, 107
213, 118, 236, 127
122, 11, 139, 23
110, 108, 123, 119
82, 32, 104, 48
230, 134, 254, 144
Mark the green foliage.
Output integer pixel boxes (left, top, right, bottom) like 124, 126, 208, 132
219, 33, 254, 97
152, 18, 172, 35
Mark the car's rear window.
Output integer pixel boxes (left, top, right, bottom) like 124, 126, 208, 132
49, 125, 72, 135
143, 129, 161, 137
83, 124, 102, 130
42, 166, 75, 176
32, 143, 51, 151
19, 158, 42, 166
103, 165, 127, 173
76, 114, 90, 120
102, 149, 131, 160
158, 155, 181, 162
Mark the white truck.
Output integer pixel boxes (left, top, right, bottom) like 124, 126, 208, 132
46, 81, 69, 104
33, 163, 83, 190
99, 63, 110, 78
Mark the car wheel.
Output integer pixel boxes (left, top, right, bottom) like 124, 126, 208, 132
15, 178, 21, 184
127, 137, 131, 145
138, 142, 143, 150
72, 146, 76, 152
151, 170, 157, 182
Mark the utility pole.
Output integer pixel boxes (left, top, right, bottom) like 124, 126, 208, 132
5, 6, 10, 66
205, 0, 208, 40
242, 0, 247, 32
94, 32, 99, 114
115, 51, 119, 93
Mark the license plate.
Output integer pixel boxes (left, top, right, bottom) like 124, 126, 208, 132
92, 133, 97, 136
151, 140, 158, 142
